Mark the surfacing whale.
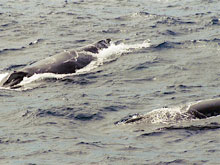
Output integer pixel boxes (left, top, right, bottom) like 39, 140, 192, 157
1, 39, 111, 88
116, 98, 220, 125
187, 98, 220, 119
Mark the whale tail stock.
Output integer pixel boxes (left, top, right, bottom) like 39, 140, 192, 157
2, 71, 28, 88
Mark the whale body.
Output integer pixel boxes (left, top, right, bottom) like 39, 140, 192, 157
187, 98, 220, 119
1, 39, 111, 88
115, 98, 220, 125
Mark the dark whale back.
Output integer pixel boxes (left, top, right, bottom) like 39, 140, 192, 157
1, 50, 79, 87
20, 50, 79, 76
188, 98, 220, 119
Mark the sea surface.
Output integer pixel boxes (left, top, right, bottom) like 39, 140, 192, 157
0, 0, 220, 164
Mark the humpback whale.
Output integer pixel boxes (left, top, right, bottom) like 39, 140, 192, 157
1, 39, 111, 88
187, 98, 220, 119
115, 98, 220, 125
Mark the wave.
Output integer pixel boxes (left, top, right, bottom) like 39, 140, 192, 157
151, 38, 220, 50
0, 40, 151, 90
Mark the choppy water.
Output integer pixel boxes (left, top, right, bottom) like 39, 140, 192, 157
1, 0, 220, 164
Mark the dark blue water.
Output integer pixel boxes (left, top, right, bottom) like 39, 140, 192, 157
1, 0, 220, 164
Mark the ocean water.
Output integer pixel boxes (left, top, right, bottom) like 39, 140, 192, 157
1, 0, 220, 164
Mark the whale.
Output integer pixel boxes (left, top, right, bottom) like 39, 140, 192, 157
187, 98, 220, 119
1, 39, 111, 88
115, 98, 220, 125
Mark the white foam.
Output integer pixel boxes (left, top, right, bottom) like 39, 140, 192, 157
98, 40, 151, 60
0, 73, 9, 88
125, 103, 197, 124
145, 106, 190, 124
0, 73, 9, 82
18, 73, 72, 86
119, 105, 193, 125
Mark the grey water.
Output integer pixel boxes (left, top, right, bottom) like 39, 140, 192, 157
1, 0, 220, 164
